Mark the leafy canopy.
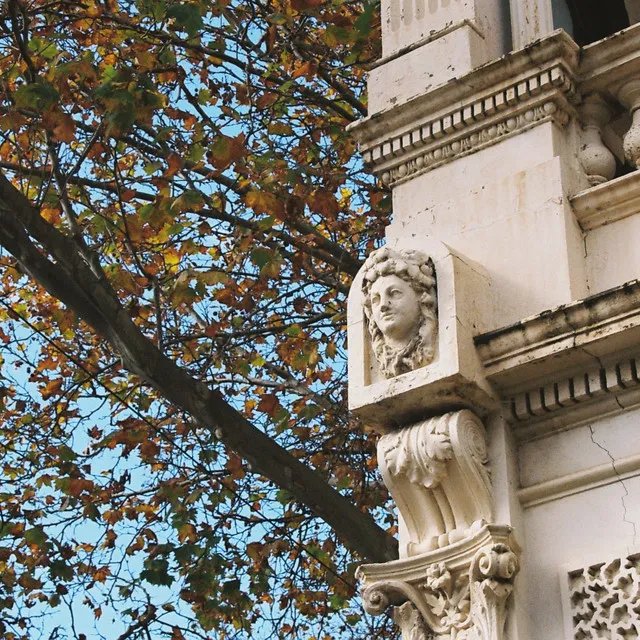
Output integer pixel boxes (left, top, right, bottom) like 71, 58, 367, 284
0, 0, 395, 638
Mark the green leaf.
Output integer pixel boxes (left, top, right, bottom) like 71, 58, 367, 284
250, 248, 272, 269
14, 82, 59, 111
141, 558, 174, 586
24, 527, 48, 547
135, 0, 166, 20
167, 4, 204, 38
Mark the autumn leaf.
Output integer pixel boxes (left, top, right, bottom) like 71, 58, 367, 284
165, 152, 184, 177
209, 134, 245, 170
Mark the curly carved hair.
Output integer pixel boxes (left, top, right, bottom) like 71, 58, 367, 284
361, 247, 437, 378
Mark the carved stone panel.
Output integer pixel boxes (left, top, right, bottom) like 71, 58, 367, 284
565, 553, 640, 639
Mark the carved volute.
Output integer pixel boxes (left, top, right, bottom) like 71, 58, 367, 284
377, 410, 492, 557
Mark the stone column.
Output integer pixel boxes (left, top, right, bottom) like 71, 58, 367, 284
348, 4, 582, 640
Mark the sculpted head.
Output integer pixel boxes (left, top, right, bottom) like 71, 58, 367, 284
361, 247, 437, 378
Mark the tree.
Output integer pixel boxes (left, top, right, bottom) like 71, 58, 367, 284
0, 0, 396, 637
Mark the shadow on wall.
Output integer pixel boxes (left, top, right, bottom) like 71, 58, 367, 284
553, 0, 633, 45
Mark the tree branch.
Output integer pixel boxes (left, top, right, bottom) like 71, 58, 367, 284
0, 170, 397, 563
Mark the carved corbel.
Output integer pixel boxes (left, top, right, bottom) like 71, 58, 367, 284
618, 79, 640, 168
377, 410, 492, 557
578, 93, 616, 185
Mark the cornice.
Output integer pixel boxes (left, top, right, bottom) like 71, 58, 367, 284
473, 280, 640, 435
579, 22, 640, 95
475, 279, 640, 386
570, 171, 640, 230
348, 31, 579, 186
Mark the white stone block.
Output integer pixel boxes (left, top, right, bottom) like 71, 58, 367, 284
369, 25, 487, 113
348, 236, 496, 431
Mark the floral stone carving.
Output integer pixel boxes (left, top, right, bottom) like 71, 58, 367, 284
378, 410, 493, 557
361, 247, 437, 378
359, 527, 520, 640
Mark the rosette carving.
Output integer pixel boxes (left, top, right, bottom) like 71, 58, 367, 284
378, 410, 492, 556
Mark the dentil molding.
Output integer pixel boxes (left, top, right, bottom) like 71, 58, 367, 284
348, 31, 579, 187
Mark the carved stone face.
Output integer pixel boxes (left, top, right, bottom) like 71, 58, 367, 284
370, 274, 421, 347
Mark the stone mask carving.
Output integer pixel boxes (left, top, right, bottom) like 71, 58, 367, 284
361, 247, 437, 378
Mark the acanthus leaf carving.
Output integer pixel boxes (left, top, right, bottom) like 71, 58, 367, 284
358, 531, 520, 640
378, 410, 492, 556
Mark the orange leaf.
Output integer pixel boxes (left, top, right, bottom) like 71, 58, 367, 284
265, 25, 277, 52
258, 393, 280, 417
292, 61, 314, 79
209, 134, 245, 170
52, 112, 76, 143
290, 0, 324, 11
41, 378, 63, 399
308, 189, 339, 217
178, 523, 197, 543
166, 152, 183, 177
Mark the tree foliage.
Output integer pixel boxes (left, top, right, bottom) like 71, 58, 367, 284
0, 0, 396, 637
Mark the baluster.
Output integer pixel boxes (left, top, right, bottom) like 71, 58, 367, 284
618, 79, 640, 169
579, 93, 616, 186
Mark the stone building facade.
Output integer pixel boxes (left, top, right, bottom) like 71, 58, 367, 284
347, 1, 640, 638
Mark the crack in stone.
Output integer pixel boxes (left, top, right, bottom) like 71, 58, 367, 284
588, 424, 638, 547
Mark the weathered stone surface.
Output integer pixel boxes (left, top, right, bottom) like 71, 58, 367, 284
350, 9, 640, 640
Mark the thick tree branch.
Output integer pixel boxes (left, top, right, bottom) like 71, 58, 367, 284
0, 171, 398, 563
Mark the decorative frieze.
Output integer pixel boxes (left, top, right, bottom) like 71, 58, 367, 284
362, 65, 574, 187
564, 553, 640, 639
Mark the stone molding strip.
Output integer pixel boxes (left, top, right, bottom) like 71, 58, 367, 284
570, 171, 640, 230
518, 451, 640, 508
476, 279, 640, 379
365, 66, 574, 187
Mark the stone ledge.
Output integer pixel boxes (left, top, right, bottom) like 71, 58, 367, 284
475, 279, 640, 391
570, 171, 640, 230
347, 30, 578, 186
